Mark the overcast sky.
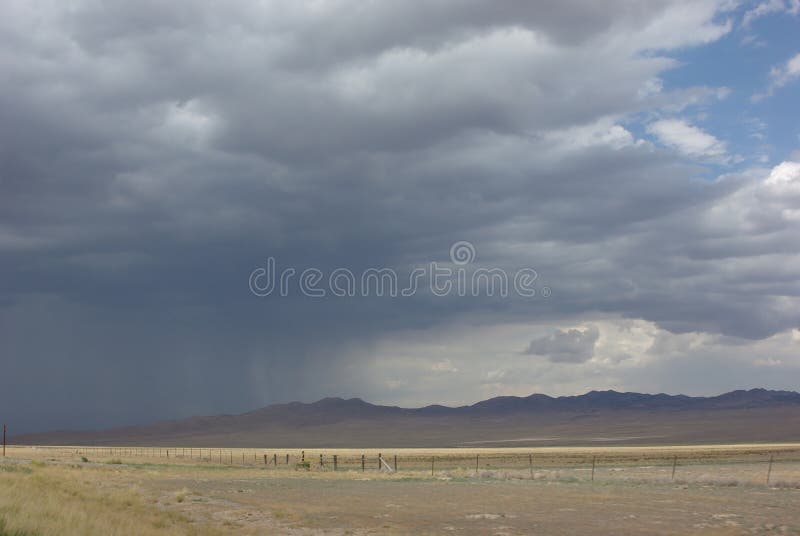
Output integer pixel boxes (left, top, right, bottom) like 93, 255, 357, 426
2, 1, 800, 433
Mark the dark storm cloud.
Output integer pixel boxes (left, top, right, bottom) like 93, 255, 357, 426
1, 0, 799, 433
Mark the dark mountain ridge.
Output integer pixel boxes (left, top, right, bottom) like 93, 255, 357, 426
12, 388, 800, 448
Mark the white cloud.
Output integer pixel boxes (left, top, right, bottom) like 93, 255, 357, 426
647, 118, 728, 161
772, 51, 800, 85
753, 51, 800, 100
524, 326, 600, 363
764, 160, 800, 190
348, 316, 800, 406
541, 118, 638, 152
741, 0, 799, 27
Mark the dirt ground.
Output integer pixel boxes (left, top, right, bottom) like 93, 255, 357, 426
2, 445, 800, 535
149, 472, 800, 535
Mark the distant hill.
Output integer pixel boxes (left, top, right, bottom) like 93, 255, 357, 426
12, 388, 800, 447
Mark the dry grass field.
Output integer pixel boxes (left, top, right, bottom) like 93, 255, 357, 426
2, 444, 800, 535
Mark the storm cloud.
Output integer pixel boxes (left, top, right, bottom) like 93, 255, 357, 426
1, 0, 799, 433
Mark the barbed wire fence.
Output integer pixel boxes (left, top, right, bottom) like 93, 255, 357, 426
4, 445, 800, 487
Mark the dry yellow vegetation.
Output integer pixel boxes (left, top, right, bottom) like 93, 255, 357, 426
0, 463, 221, 536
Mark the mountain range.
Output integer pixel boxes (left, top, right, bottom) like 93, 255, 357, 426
12, 388, 800, 447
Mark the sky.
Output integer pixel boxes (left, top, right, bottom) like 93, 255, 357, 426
1, 1, 800, 434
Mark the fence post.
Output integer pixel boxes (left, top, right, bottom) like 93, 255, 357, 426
591, 456, 596, 482
671, 455, 677, 480
334, 455, 338, 471
378, 453, 382, 470
286, 454, 289, 464
476, 454, 479, 474
274, 454, 277, 466
361, 454, 365, 472
529, 453, 533, 477
394, 454, 397, 472
264, 454, 268, 465
320, 454, 324, 468
431, 456, 435, 476
767, 455, 774, 485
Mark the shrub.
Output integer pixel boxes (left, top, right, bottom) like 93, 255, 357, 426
174, 487, 190, 503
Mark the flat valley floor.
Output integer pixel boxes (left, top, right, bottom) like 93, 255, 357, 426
1, 445, 799, 535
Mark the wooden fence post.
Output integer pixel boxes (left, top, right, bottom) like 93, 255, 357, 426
767, 455, 774, 485
378, 453, 382, 470
476, 454, 479, 473
361, 454, 365, 472
264, 454, 268, 465
431, 456, 435, 476
591, 456, 596, 482
333, 455, 338, 471
273, 454, 277, 466
394, 454, 397, 472
320, 454, 324, 468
